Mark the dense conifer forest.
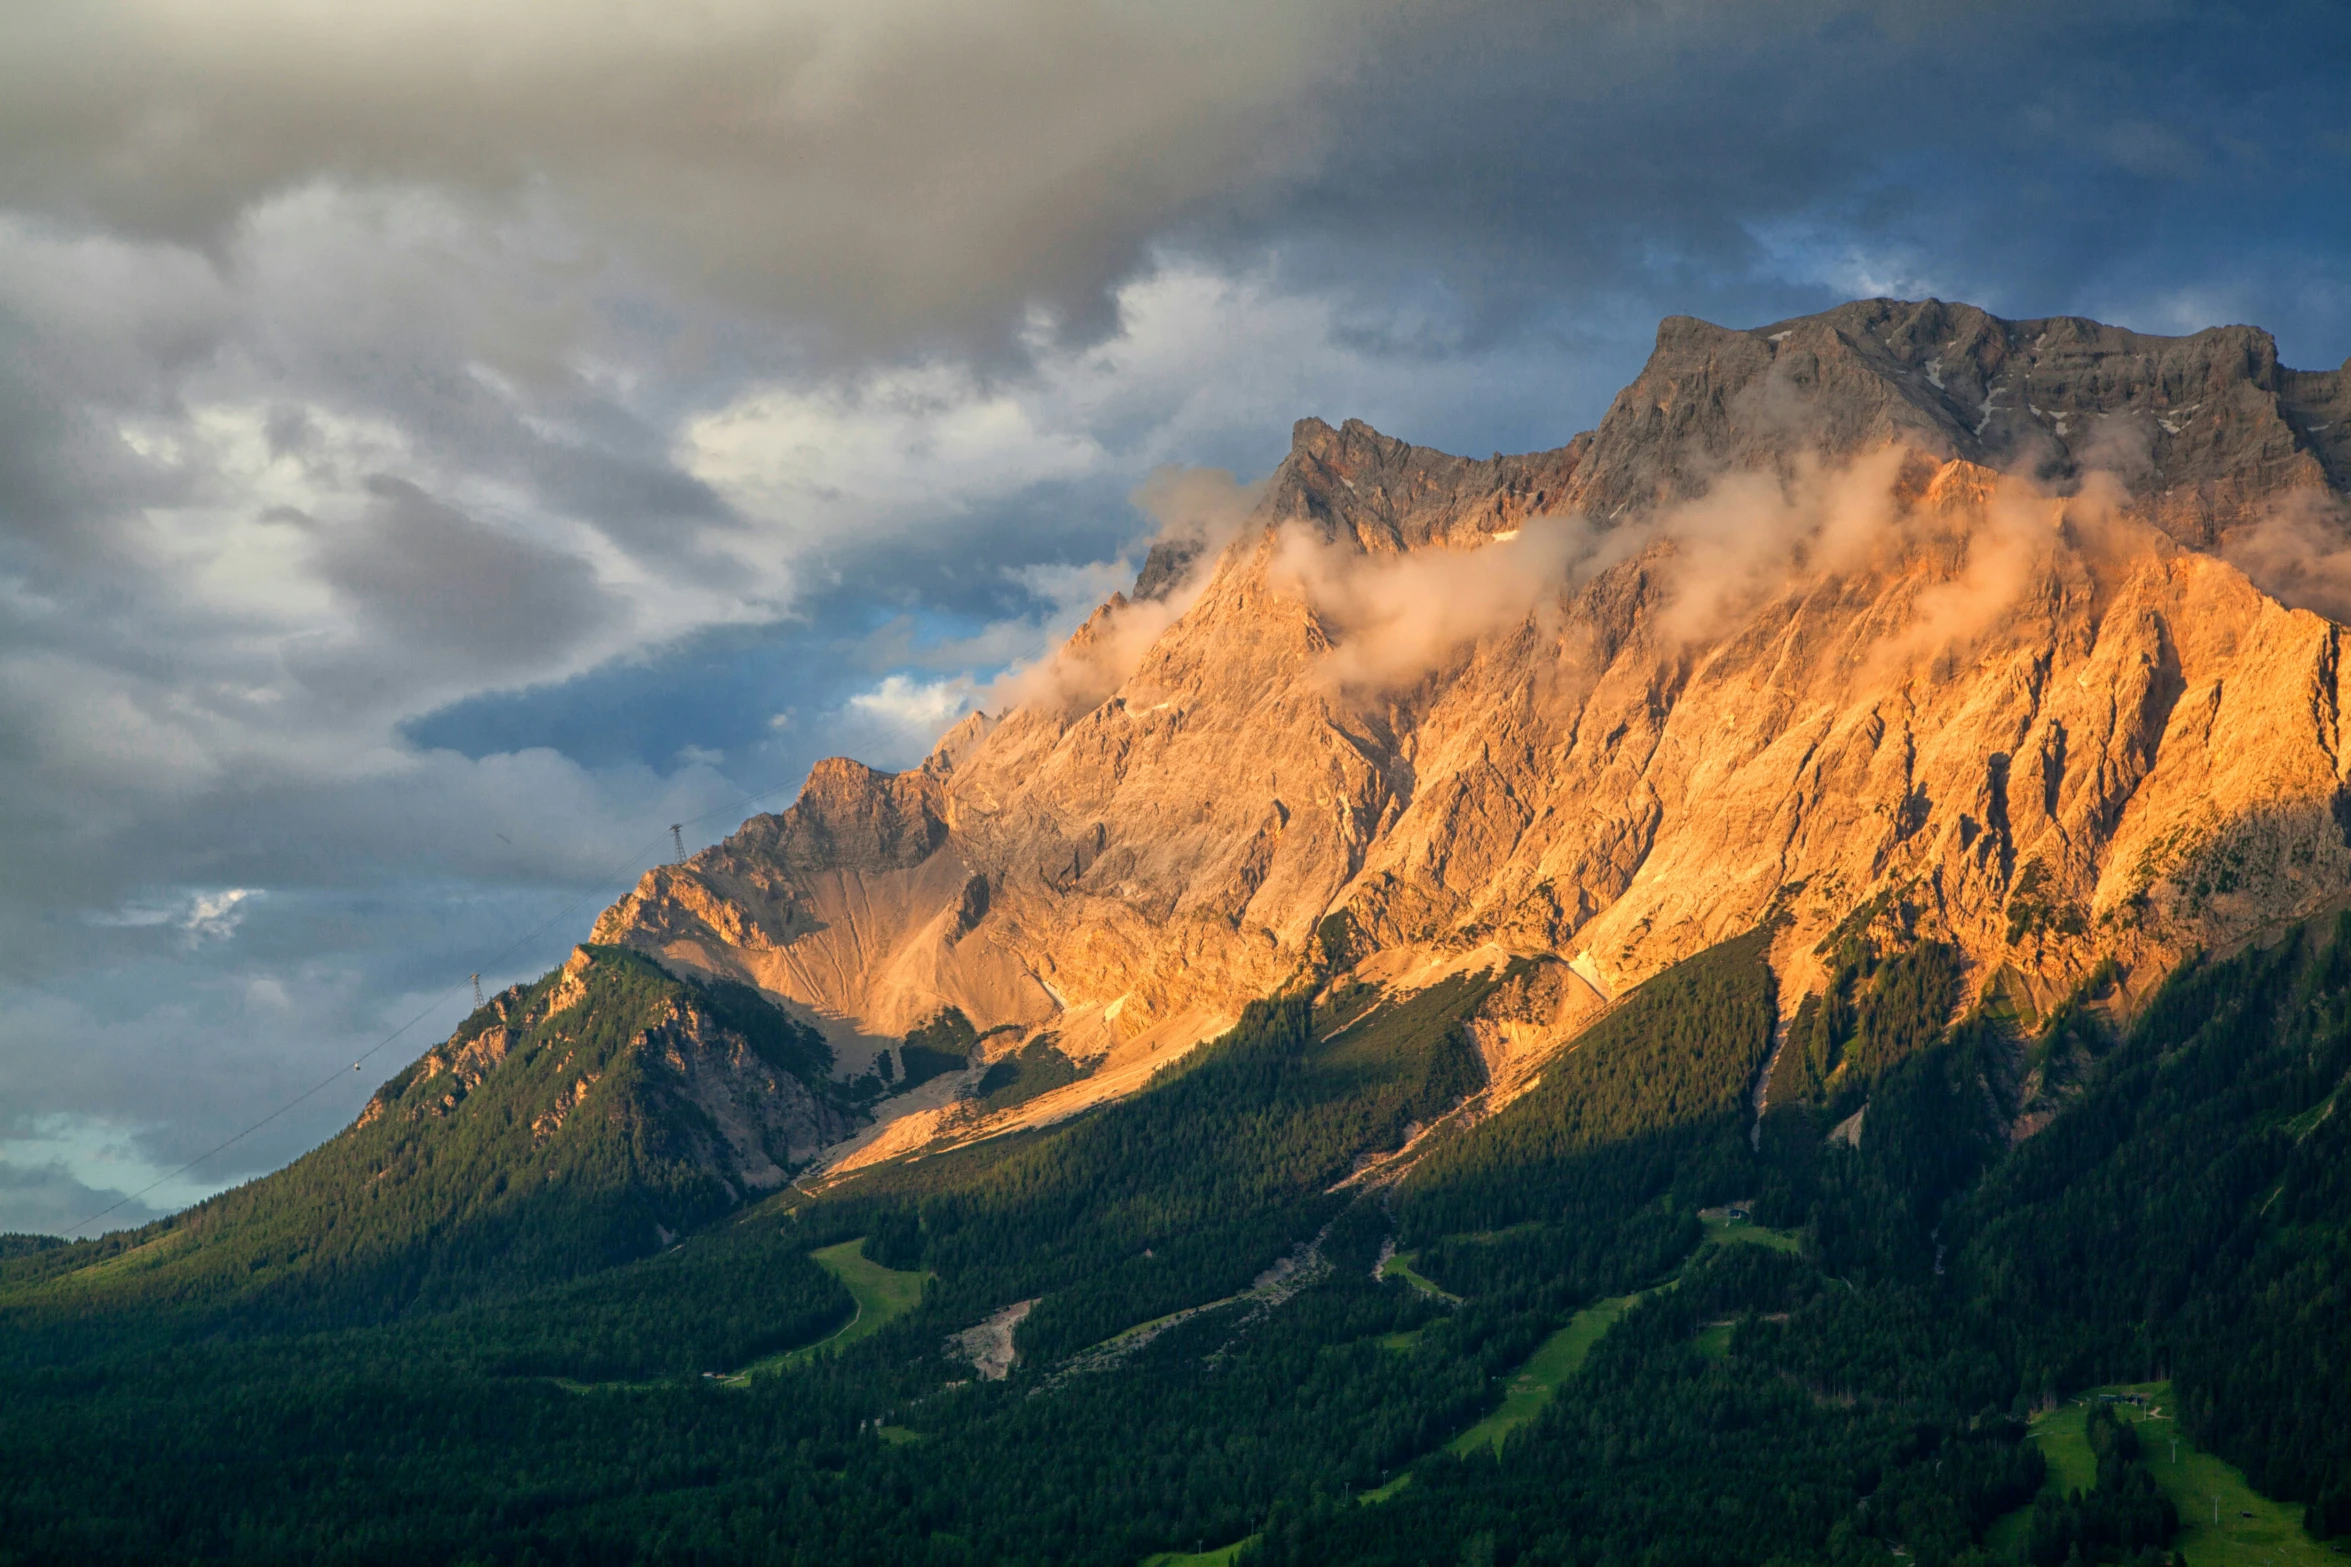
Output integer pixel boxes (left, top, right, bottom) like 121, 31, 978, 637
6, 915, 2351, 1565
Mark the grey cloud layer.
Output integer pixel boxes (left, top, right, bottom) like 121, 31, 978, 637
0, 0, 1351, 352
9, 2, 2340, 370
308, 477, 620, 674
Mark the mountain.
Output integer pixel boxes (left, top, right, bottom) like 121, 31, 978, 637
9, 944, 860, 1330
595, 296, 2351, 1166
8, 298, 2351, 1567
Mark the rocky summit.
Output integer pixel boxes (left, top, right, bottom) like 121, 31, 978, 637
592, 297, 2351, 1161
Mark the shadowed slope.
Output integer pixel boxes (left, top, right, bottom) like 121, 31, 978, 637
2, 946, 856, 1332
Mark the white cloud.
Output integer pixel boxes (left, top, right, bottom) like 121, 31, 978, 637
681, 257, 1598, 565
87, 886, 261, 945
182, 888, 259, 944
681, 362, 1108, 548
846, 673, 976, 743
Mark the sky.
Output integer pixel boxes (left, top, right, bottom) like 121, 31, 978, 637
3, 0, 2348, 1236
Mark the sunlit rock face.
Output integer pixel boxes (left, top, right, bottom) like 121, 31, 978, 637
594, 298, 2351, 1107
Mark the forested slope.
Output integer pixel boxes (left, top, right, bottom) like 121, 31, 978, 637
6, 920, 2351, 1565
0, 945, 855, 1338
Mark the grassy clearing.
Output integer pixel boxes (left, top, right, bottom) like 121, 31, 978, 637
716, 1238, 931, 1385
1376, 1328, 1423, 1353
1983, 1383, 2339, 1567
1142, 1536, 1257, 1565
53, 1228, 190, 1289
1420, 1210, 1793, 1462
1381, 1250, 1460, 1302
874, 1425, 924, 1446
1448, 1292, 1640, 1458
2283, 1094, 2336, 1141
808, 1237, 931, 1345
1699, 1208, 1802, 1254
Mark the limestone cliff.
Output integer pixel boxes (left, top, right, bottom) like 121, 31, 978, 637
592, 298, 2351, 1133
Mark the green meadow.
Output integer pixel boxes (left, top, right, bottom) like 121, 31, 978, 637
1986, 1384, 2339, 1567
1448, 1292, 1641, 1458
717, 1237, 930, 1384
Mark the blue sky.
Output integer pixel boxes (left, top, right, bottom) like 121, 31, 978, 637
2, 0, 2347, 1234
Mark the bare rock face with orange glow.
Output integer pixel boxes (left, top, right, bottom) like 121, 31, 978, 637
592, 298, 2351, 1136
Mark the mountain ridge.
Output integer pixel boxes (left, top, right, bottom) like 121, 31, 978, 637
590, 297, 2351, 1172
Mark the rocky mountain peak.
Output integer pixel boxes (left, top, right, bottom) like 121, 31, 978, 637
727, 757, 948, 874
1267, 413, 1586, 555
1574, 298, 2343, 545
592, 297, 2351, 1168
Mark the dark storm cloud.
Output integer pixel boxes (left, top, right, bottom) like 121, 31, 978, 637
5, 3, 2343, 372
308, 477, 618, 669
0, 0, 1349, 356
0, 281, 215, 562
1244, 0, 2351, 355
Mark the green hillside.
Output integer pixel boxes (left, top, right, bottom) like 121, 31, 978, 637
5, 921, 2351, 1566
0, 945, 851, 1338
1987, 1385, 2338, 1567
715, 1237, 932, 1381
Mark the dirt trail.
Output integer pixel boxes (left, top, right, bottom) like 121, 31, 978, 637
1044, 1222, 1335, 1387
